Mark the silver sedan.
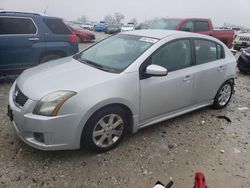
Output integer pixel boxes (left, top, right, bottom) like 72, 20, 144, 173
8, 30, 236, 153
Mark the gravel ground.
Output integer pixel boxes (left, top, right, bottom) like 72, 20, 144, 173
0, 32, 250, 188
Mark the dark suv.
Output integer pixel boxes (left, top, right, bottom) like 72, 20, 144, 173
0, 11, 79, 75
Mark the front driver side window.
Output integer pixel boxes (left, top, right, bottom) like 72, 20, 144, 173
150, 39, 191, 72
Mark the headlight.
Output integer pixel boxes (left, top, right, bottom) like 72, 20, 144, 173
33, 91, 76, 116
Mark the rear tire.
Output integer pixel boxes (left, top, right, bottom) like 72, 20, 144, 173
213, 80, 234, 109
40, 54, 61, 63
82, 106, 128, 153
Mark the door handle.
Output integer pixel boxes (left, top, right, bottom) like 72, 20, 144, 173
183, 75, 193, 82
28, 37, 39, 41
217, 66, 225, 72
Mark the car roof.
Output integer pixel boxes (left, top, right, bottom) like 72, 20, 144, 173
121, 29, 203, 39
0, 11, 61, 19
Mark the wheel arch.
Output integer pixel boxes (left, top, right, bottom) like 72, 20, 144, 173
75, 100, 138, 148
215, 77, 235, 97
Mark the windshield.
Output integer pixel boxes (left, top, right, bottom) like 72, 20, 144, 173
75, 34, 156, 73
150, 19, 181, 30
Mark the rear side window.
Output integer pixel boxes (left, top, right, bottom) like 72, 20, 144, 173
217, 44, 224, 59
194, 39, 224, 65
195, 21, 209, 32
0, 17, 37, 35
43, 18, 72, 34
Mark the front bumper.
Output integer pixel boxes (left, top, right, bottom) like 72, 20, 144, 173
234, 41, 250, 49
8, 84, 83, 150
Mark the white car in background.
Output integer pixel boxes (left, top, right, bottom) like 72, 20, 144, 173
233, 32, 250, 51
121, 24, 134, 32
81, 23, 94, 30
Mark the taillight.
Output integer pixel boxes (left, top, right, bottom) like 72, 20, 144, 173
68, 34, 78, 43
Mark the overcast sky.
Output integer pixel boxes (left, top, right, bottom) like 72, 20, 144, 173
1, 0, 250, 27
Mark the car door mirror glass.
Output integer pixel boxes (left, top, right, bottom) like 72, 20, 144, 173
145, 64, 168, 76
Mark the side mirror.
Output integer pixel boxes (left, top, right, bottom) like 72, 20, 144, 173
145, 64, 168, 76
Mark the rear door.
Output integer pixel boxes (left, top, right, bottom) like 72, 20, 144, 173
192, 39, 226, 104
0, 16, 39, 71
139, 39, 195, 122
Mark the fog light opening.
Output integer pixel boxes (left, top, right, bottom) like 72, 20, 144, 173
34, 132, 45, 143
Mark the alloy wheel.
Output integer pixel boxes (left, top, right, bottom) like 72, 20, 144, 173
92, 114, 124, 148
218, 83, 232, 106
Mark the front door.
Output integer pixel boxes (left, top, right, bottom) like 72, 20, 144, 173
139, 39, 195, 122
0, 16, 39, 71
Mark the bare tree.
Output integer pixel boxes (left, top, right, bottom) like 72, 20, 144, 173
77, 15, 87, 23
144, 17, 161, 25
129, 18, 138, 26
114, 12, 125, 23
104, 14, 115, 23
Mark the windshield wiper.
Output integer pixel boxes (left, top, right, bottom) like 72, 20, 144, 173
73, 53, 80, 59
79, 58, 111, 72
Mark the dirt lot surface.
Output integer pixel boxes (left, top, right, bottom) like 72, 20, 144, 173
0, 32, 250, 188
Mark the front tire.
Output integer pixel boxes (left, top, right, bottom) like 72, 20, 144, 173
82, 106, 127, 153
213, 80, 234, 109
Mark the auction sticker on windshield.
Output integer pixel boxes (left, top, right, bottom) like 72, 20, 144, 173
139, 37, 158, 44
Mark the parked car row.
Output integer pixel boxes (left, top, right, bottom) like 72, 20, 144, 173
0, 11, 246, 77
94, 22, 135, 33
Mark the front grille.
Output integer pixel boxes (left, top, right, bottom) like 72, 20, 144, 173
239, 36, 250, 42
14, 86, 28, 107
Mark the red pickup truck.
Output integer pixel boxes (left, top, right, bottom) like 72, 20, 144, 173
150, 18, 235, 48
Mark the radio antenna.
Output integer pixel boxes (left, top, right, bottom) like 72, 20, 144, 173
43, 4, 48, 14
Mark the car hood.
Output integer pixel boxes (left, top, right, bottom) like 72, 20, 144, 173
17, 57, 117, 100
237, 33, 250, 37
